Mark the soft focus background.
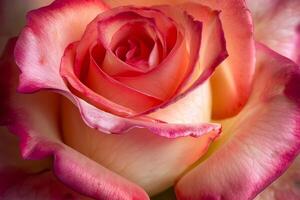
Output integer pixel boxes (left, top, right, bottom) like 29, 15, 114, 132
0, 0, 52, 51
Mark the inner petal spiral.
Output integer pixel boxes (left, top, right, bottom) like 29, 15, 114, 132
60, 5, 227, 117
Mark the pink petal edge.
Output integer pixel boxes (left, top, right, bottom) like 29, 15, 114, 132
175, 43, 300, 200
1, 38, 150, 200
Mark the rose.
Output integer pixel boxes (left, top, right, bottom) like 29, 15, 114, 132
0, 0, 298, 198
0, 0, 300, 200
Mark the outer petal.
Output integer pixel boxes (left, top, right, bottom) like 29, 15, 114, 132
0, 38, 51, 174
15, 0, 107, 93
61, 91, 219, 196
175, 44, 300, 200
254, 155, 300, 200
194, 0, 255, 119
246, 0, 300, 65
1, 170, 90, 200
1, 39, 149, 200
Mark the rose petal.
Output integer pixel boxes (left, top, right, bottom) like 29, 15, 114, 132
175, 44, 300, 200
1, 38, 149, 200
158, 4, 225, 91
0, 170, 90, 200
254, 155, 300, 200
14, 0, 107, 93
148, 80, 212, 124
61, 93, 219, 195
183, 0, 255, 119
136, 5, 227, 117
246, 0, 300, 65
0, 38, 51, 173
76, 97, 221, 138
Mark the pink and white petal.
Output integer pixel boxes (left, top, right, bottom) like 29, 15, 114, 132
76, 96, 220, 138
0, 38, 51, 173
187, 0, 255, 119
148, 80, 211, 124
0, 170, 91, 200
254, 155, 300, 200
1, 39, 149, 200
61, 97, 220, 196
14, 0, 107, 93
175, 44, 300, 200
246, 0, 300, 65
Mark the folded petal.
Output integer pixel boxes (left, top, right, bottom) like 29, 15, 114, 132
149, 81, 211, 124
246, 0, 300, 65
61, 95, 220, 196
175, 44, 300, 200
194, 0, 255, 119
133, 5, 227, 117
1, 38, 149, 200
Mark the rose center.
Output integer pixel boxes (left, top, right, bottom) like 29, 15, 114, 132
110, 21, 161, 71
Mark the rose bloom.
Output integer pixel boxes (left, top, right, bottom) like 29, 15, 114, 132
0, 0, 300, 199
